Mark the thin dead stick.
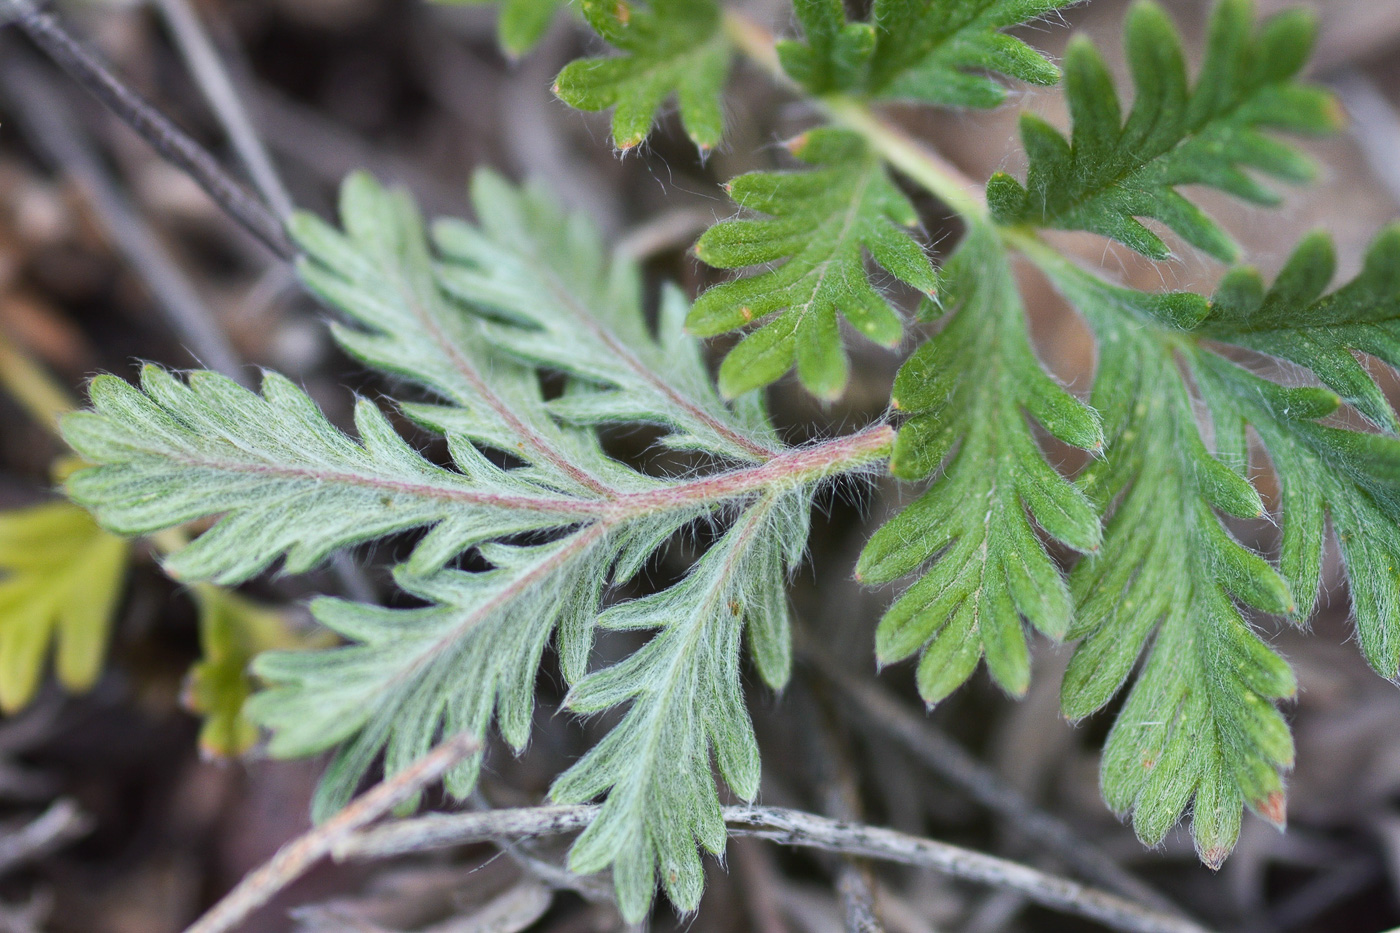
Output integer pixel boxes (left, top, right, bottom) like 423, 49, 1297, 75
338, 804, 1211, 933
0, 799, 91, 876
153, 0, 295, 220
336, 804, 599, 860
726, 807, 1208, 933
0, 0, 293, 260
0, 44, 250, 383
182, 732, 479, 933
467, 791, 613, 904
805, 651, 1186, 919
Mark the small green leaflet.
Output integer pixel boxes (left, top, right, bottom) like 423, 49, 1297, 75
778, 0, 1067, 107
856, 224, 1101, 702
249, 527, 630, 819
431, 0, 565, 56
687, 129, 937, 400
1200, 226, 1400, 432
434, 171, 779, 462
63, 366, 603, 585
988, 0, 1340, 262
553, 0, 730, 150
552, 490, 808, 921
1059, 320, 1295, 868
0, 500, 128, 712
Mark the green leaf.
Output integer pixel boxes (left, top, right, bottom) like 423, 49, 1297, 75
185, 584, 326, 758
63, 366, 601, 585
856, 225, 1101, 702
250, 527, 628, 818
989, 0, 1340, 261
688, 129, 937, 400
1057, 320, 1294, 869
552, 491, 807, 922
1200, 225, 1400, 432
775, 0, 874, 96
290, 171, 639, 498
431, 0, 566, 56
552, 0, 730, 150
0, 501, 128, 712
1195, 352, 1400, 682
64, 172, 887, 916
435, 170, 779, 461
781, 0, 1068, 107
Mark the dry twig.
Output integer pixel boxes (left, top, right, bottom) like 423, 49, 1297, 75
0, 0, 293, 259
153, 0, 295, 220
0, 799, 91, 877
339, 804, 1211, 933
0, 43, 250, 382
806, 652, 1184, 918
182, 732, 480, 933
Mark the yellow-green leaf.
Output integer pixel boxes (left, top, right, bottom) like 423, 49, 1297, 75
0, 501, 129, 712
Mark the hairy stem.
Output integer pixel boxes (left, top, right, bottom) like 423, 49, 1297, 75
142, 422, 891, 522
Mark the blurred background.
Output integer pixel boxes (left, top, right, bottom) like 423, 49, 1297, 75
0, 0, 1398, 930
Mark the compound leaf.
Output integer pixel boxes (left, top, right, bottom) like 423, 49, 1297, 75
989, 0, 1340, 261
688, 129, 937, 400
553, 0, 730, 150
856, 224, 1101, 702
64, 172, 890, 917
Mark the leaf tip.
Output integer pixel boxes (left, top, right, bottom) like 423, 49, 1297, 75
1257, 791, 1288, 828
1200, 846, 1230, 871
